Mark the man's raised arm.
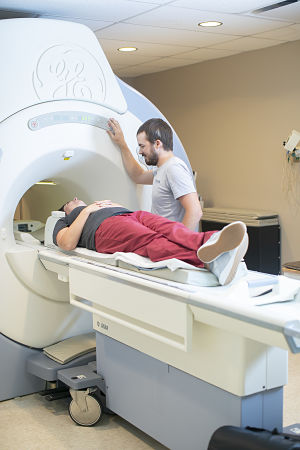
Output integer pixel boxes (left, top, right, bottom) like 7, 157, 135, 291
107, 118, 153, 185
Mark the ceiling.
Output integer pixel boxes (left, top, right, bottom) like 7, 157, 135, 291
1, 0, 300, 78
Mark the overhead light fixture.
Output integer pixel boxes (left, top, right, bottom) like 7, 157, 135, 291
198, 21, 223, 27
118, 47, 138, 52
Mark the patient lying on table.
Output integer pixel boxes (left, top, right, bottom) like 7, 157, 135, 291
53, 198, 248, 285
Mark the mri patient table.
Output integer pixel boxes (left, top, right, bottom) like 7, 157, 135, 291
38, 245, 300, 450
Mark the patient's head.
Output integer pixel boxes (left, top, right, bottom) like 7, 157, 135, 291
59, 197, 87, 215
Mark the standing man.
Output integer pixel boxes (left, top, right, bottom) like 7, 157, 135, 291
107, 118, 202, 231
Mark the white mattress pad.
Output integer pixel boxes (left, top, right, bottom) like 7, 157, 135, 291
39, 245, 219, 287
67, 247, 205, 271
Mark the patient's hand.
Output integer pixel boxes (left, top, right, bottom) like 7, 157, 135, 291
94, 200, 124, 208
84, 203, 105, 214
83, 201, 124, 215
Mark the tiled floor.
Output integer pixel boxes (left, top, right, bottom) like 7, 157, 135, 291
0, 392, 166, 450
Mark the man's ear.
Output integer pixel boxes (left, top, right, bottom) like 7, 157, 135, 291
155, 139, 163, 149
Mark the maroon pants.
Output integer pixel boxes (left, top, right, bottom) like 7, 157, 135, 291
95, 211, 215, 268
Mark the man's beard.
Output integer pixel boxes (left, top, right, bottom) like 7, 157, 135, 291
145, 148, 159, 166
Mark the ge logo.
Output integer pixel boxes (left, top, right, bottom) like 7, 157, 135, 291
33, 44, 106, 102
29, 120, 39, 129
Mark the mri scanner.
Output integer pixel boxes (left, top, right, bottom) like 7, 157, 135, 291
2, 17, 300, 450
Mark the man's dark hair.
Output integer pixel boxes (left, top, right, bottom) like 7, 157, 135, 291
137, 118, 173, 151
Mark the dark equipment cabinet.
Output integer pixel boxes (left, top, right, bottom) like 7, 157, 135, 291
201, 220, 281, 275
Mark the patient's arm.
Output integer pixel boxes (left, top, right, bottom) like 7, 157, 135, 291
56, 203, 103, 251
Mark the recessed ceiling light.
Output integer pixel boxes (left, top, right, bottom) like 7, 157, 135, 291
118, 47, 137, 52
198, 21, 223, 27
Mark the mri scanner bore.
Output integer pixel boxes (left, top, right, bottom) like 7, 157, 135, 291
2, 17, 300, 450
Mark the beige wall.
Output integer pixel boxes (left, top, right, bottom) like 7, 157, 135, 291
129, 40, 300, 265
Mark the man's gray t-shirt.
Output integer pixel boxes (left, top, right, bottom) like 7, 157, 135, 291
151, 156, 196, 223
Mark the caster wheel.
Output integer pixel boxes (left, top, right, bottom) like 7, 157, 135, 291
69, 394, 102, 426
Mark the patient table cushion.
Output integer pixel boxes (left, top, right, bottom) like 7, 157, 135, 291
40, 246, 219, 287
117, 260, 218, 286
70, 248, 219, 286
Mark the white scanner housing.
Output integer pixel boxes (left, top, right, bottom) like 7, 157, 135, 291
0, 18, 154, 348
